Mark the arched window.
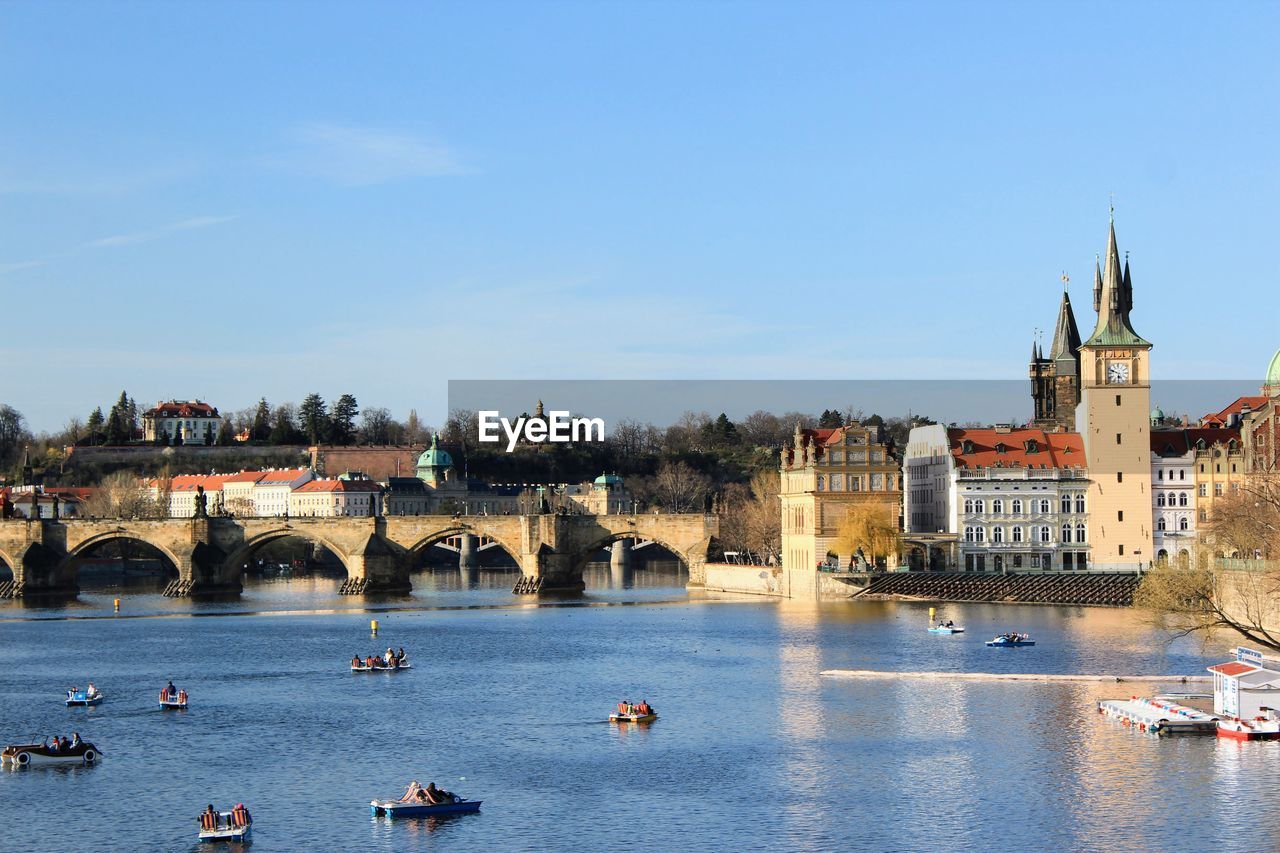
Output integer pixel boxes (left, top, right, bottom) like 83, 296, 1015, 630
1075, 523, 1086, 543
1178, 493, 1188, 507
992, 499, 1004, 514
1012, 499, 1023, 514
1061, 496, 1072, 514
1157, 493, 1166, 507
816, 476, 824, 491
1075, 495, 1085, 513
1061, 523, 1072, 542
964, 499, 974, 513
1012, 526, 1023, 543
993, 526, 1004, 543
1039, 499, 1051, 514
1040, 525, 1052, 542
1179, 517, 1189, 531
964, 526, 976, 543
1157, 517, 1166, 531
974, 500, 985, 514
975, 527, 986, 543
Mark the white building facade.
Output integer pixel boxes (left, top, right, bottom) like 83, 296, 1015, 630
904, 425, 1091, 572
142, 400, 224, 445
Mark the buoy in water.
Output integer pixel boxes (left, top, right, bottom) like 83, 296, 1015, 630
114, 598, 120, 613
371, 619, 379, 636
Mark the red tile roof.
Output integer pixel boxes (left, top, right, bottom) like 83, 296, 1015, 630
258, 469, 311, 484
295, 479, 383, 493
1208, 662, 1258, 677
947, 428, 1085, 470
223, 471, 267, 484
144, 401, 220, 418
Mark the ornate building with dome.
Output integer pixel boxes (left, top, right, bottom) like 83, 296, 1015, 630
1241, 349, 1280, 473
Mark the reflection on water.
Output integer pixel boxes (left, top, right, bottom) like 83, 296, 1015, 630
2, 575, 1277, 850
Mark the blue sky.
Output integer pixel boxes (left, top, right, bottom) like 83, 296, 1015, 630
2, 1, 1277, 432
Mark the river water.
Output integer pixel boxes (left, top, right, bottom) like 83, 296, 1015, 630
1, 565, 1275, 852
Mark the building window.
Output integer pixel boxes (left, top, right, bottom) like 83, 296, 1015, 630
1157, 493, 1166, 507
964, 499, 974, 513
1030, 554, 1042, 568
1157, 517, 1166, 531
1214, 483, 1223, 496
1116, 394, 1122, 406
1178, 493, 1188, 507
1061, 523, 1072, 542
992, 499, 1004, 514
1118, 510, 1124, 522
1039, 499, 1051, 514
1179, 470, 1185, 480
964, 526, 976, 543
1012, 526, 1023, 543
1119, 544, 1125, 556
1179, 517, 1189, 531
1012, 499, 1023, 514
1075, 523, 1086, 543
993, 527, 1004, 543
1117, 472, 1124, 483
1075, 495, 1085, 513
1116, 433, 1122, 445
974, 500, 985, 514
976, 527, 986, 543
1038, 525, 1051, 543
1199, 509, 1208, 522
1199, 484, 1207, 497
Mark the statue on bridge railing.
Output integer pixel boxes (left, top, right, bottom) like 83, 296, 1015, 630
195, 486, 208, 519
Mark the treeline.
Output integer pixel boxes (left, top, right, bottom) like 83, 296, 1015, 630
221, 394, 432, 447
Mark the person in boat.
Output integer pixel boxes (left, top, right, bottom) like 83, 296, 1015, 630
945, 620, 954, 628
384, 648, 394, 665
399, 780, 423, 802
423, 782, 453, 804
366, 655, 375, 668
201, 804, 217, 830
397, 646, 406, 663
71, 732, 81, 749
87, 682, 98, 697
48, 736, 59, 754
232, 804, 251, 827
352, 655, 361, 668
166, 680, 177, 699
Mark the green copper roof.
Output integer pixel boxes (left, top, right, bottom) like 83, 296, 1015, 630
416, 434, 453, 469
1083, 219, 1152, 349
1267, 349, 1280, 388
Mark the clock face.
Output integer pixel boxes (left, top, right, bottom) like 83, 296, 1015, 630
1107, 362, 1130, 384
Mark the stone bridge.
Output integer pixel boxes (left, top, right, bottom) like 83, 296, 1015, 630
0, 513, 717, 597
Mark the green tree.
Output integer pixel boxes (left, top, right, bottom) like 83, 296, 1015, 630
818, 409, 843, 428
87, 407, 105, 446
270, 405, 300, 445
298, 394, 329, 445
251, 398, 271, 442
0, 404, 27, 467
331, 394, 359, 445
104, 390, 132, 445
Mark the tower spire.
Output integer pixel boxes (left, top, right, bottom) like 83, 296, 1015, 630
1083, 214, 1150, 348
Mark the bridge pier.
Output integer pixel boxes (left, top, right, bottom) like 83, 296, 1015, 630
458, 534, 479, 570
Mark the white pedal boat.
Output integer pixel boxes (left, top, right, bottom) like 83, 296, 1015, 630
2, 741, 101, 767
159, 688, 189, 710
198, 807, 252, 842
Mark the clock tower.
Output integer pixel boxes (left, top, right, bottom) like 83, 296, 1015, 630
1078, 215, 1153, 570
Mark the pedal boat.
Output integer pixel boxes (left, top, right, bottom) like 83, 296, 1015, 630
351, 660, 412, 672
609, 711, 658, 723
65, 688, 103, 707
1216, 717, 1280, 741
370, 798, 482, 817
928, 625, 964, 634
159, 689, 189, 710
198, 810, 251, 842
986, 636, 1035, 647
2, 741, 101, 767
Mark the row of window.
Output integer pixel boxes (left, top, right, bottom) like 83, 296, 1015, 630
963, 496, 1085, 515
1156, 517, 1191, 532
823, 450, 884, 464
815, 474, 895, 492
1156, 468, 1187, 481
964, 523, 1087, 544
1155, 493, 1190, 507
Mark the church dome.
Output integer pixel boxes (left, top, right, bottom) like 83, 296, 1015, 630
1267, 348, 1280, 391
1150, 406, 1165, 422
593, 473, 624, 489
416, 435, 452, 469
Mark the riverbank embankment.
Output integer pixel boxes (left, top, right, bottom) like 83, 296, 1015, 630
821, 669, 1210, 683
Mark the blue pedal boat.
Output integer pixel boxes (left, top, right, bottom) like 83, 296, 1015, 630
370, 799, 481, 818
928, 625, 964, 634
986, 636, 1035, 647
66, 688, 104, 707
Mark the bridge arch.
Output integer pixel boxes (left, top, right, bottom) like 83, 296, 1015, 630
223, 529, 355, 582
569, 530, 696, 578
405, 528, 524, 566
60, 533, 184, 590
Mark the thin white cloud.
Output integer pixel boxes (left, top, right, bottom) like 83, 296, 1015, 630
278, 122, 463, 186
0, 259, 46, 276
85, 215, 237, 249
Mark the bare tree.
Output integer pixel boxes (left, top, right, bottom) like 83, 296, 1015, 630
743, 468, 781, 561
646, 460, 711, 513
830, 502, 900, 565
84, 471, 164, 519
359, 407, 396, 444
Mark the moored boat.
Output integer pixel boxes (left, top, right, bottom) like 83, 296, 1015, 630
1216, 717, 1280, 741
65, 686, 103, 707
197, 804, 252, 842
2, 740, 101, 767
